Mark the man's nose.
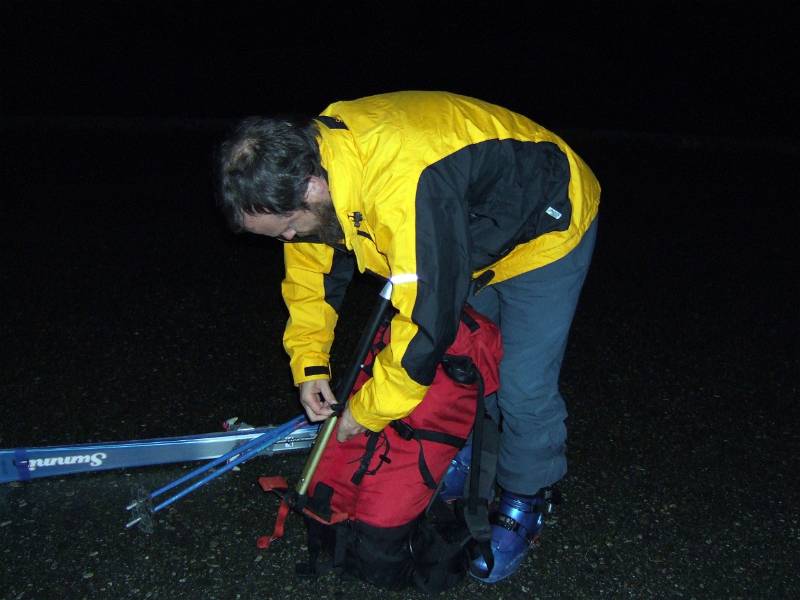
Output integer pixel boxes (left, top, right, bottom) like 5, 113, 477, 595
280, 228, 296, 241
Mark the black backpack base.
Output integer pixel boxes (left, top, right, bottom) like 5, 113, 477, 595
297, 494, 476, 594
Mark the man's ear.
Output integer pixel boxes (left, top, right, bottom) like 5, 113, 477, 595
305, 175, 330, 206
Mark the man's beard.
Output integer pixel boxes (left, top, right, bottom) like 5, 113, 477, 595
309, 200, 344, 246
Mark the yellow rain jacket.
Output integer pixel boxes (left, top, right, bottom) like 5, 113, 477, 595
281, 91, 600, 432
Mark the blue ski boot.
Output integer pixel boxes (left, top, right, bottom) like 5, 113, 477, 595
469, 488, 558, 584
437, 441, 472, 503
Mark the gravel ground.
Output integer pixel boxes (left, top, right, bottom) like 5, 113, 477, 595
1, 124, 797, 599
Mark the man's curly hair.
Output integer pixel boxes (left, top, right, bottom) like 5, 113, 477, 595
216, 117, 323, 231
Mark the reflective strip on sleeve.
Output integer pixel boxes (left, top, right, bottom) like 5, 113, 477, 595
390, 273, 418, 285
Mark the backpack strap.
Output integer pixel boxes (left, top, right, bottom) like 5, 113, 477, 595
390, 420, 467, 489
389, 350, 487, 490
437, 352, 497, 577
350, 430, 391, 485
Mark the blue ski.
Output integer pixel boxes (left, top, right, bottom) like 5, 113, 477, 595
0, 418, 319, 484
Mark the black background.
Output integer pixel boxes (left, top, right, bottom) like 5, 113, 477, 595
2, 1, 797, 138
1, 2, 798, 599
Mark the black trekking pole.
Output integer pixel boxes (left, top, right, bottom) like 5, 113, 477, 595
294, 279, 394, 499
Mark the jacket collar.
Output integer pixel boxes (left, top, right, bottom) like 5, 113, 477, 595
315, 119, 363, 253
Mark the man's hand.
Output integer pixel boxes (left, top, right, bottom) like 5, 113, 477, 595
336, 405, 367, 442
298, 379, 337, 422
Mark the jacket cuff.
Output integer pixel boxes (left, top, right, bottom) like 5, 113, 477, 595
291, 360, 331, 384
349, 398, 390, 433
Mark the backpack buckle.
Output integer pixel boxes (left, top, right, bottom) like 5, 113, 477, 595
391, 420, 416, 441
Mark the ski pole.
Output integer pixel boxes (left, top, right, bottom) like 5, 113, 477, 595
125, 414, 306, 528
295, 279, 393, 496
126, 279, 394, 529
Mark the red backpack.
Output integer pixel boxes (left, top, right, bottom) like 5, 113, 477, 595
261, 305, 502, 592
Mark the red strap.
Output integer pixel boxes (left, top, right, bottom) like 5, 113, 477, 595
256, 476, 291, 549
257, 498, 291, 549
256, 474, 351, 549
302, 506, 350, 526
258, 475, 288, 492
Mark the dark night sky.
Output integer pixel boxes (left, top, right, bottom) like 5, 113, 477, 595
1, 1, 797, 139
1, 8, 798, 596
